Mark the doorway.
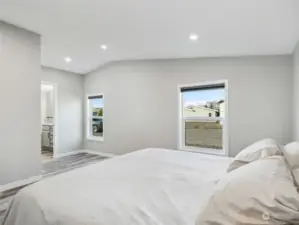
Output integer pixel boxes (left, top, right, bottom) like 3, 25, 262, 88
41, 81, 57, 161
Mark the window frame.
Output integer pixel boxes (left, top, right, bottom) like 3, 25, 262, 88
86, 93, 104, 142
178, 80, 228, 156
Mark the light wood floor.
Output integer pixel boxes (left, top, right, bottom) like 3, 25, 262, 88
0, 153, 108, 223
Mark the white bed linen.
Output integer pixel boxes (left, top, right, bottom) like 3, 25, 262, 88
3, 148, 231, 225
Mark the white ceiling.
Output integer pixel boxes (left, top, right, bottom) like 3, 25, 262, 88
0, 0, 299, 74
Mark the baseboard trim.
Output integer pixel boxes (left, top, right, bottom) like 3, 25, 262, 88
53, 150, 84, 159
82, 149, 116, 158
86, 150, 116, 158
0, 175, 42, 195
54, 149, 116, 159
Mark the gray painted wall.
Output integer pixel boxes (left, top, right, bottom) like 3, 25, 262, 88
293, 42, 299, 141
0, 21, 41, 185
42, 67, 84, 155
84, 56, 293, 157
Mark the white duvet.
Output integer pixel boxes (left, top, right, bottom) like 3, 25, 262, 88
3, 148, 231, 225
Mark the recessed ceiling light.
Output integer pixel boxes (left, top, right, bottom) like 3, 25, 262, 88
65, 57, 72, 63
189, 34, 199, 41
101, 45, 107, 50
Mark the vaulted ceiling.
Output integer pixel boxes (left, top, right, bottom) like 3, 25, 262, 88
1, 0, 299, 74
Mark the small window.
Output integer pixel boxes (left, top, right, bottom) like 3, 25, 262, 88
179, 81, 227, 155
87, 94, 104, 141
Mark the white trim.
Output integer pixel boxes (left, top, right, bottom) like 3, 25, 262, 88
177, 84, 183, 152
0, 175, 42, 195
86, 136, 104, 142
179, 79, 227, 89
183, 117, 224, 121
53, 150, 84, 159
86, 93, 104, 142
54, 149, 116, 159
83, 149, 116, 158
41, 81, 58, 158
91, 116, 103, 119
177, 80, 229, 156
224, 80, 229, 156
180, 147, 225, 156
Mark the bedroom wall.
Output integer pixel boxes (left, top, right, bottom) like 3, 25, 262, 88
84, 55, 293, 157
293, 42, 299, 141
0, 21, 41, 185
41, 67, 84, 156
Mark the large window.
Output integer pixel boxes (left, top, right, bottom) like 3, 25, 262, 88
179, 81, 227, 155
87, 94, 104, 141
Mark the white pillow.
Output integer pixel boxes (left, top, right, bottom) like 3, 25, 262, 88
227, 138, 282, 172
284, 142, 299, 185
196, 156, 299, 225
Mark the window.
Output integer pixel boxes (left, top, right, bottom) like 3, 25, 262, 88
87, 94, 104, 141
179, 81, 227, 155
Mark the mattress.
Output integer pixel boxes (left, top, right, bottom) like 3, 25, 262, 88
3, 148, 231, 225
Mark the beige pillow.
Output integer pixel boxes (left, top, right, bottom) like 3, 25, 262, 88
284, 142, 299, 186
196, 156, 299, 225
227, 138, 281, 172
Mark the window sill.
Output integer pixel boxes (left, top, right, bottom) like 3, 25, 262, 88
179, 146, 226, 156
86, 136, 104, 142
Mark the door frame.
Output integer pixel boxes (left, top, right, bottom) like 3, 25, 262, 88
41, 81, 58, 158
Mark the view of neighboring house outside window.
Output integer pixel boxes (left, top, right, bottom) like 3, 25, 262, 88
87, 94, 104, 141
219, 100, 225, 117
179, 81, 227, 155
184, 105, 218, 117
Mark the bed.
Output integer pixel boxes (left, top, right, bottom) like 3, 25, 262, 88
2, 148, 231, 225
